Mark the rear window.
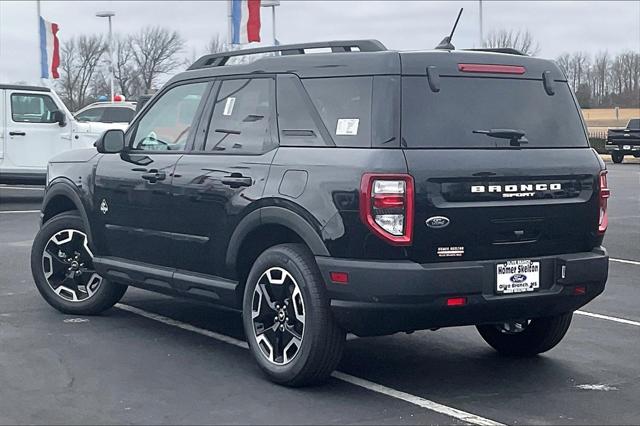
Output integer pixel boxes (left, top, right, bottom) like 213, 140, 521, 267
628, 119, 639, 130
401, 77, 588, 148
102, 107, 135, 123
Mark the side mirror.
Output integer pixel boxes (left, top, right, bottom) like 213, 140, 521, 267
52, 110, 67, 127
95, 129, 126, 153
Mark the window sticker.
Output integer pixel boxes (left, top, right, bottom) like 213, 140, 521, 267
336, 118, 359, 136
223, 97, 236, 116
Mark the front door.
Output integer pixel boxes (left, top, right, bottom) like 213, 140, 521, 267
170, 77, 277, 278
5, 90, 71, 170
91, 81, 210, 268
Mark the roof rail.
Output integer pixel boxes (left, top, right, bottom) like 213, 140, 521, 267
463, 48, 527, 56
188, 39, 387, 70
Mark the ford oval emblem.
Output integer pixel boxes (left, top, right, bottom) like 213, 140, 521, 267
425, 216, 450, 229
510, 274, 527, 283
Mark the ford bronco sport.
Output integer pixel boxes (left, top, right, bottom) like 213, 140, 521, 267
31, 40, 610, 386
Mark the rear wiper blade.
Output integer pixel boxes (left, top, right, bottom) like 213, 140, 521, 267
473, 129, 529, 146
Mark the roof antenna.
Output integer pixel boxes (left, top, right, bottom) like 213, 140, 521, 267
435, 8, 463, 50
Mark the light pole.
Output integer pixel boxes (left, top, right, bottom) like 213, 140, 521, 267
261, 0, 280, 46
478, 0, 484, 48
96, 11, 115, 101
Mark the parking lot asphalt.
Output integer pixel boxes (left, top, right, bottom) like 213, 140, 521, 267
0, 162, 638, 425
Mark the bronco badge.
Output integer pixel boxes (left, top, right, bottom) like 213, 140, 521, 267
100, 199, 109, 215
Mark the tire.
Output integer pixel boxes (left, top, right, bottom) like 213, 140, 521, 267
242, 243, 346, 386
30, 212, 127, 315
611, 151, 624, 163
476, 313, 573, 357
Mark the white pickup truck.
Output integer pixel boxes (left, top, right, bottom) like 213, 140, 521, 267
0, 84, 127, 184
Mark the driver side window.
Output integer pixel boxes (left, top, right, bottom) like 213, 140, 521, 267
131, 82, 208, 151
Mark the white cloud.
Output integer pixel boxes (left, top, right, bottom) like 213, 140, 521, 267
1, 0, 638, 84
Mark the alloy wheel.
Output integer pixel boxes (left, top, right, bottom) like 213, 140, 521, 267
251, 267, 305, 365
41, 229, 102, 302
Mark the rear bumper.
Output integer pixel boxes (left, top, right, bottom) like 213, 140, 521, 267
606, 142, 640, 154
316, 248, 608, 336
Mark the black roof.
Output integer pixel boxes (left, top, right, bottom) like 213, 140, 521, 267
0, 84, 51, 92
169, 39, 564, 85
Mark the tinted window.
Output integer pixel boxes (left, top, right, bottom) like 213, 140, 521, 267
102, 107, 135, 123
401, 77, 588, 148
302, 77, 372, 147
132, 82, 207, 151
628, 119, 640, 130
75, 107, 106, 122
11, 93, 60, 123
204, 78, 275, 154
277, 75, 328, 147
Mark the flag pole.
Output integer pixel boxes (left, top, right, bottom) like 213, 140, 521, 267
227, 0, 233, 50
37, 0, 42, 84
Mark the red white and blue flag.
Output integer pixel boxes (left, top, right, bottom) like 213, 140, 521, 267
230, 0, 261, 44
39, 16, 60, 79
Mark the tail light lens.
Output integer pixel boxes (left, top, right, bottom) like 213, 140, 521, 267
598, 170, 610, 235
360, 174, 414, 245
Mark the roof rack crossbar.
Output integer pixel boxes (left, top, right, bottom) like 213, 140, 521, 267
188, 39, 387, 70
463, 48, 527, 56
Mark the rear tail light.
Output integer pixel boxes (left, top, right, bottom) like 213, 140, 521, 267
598, 170, 610, 235
360, 174, 414, 246
458, 63, 526, 74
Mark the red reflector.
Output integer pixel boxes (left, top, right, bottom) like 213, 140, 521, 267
574, 286, 586, 295
373, 194, 404, 209
330, 272, 349, 284
458, 63, 526, 75
446, 297, 467, 307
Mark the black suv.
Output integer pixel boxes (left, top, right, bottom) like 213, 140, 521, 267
32, 40, 610, 386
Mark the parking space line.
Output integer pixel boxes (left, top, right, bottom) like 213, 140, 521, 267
575, 311, 640, 327
610, 258, 640, 266
115, 303, 503, 426
0, 210, 40, 214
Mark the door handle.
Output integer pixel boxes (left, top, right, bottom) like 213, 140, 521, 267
141, 169, 166, 183
9, 131, 26, 136
221, 174, 252, 188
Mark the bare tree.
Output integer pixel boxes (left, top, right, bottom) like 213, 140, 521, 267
110, 35, 144, 99
483, 29, 540, 56
206, 34, 227, 54
57, 35, 106, 110
130, 26, 185, 91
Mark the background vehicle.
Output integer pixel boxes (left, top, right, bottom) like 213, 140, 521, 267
74, 101, 136, 127
0, 84, 126, 183
32, 40, 609, 386
606, 118, 640, 163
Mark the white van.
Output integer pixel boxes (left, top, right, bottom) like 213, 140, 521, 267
0, 84, 127, 184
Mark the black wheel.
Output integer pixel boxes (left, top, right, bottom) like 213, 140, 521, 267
476, 313, 572, 357
611, 151, 624, 163
242, 243, 346, 386
30, 212, 127, 315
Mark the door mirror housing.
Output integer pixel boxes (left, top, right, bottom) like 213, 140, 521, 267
95, 129, 126, 153
52, 110, 67, 127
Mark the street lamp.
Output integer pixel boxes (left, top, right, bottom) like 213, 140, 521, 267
261, 0, 280, 46
96, 11, 115, 101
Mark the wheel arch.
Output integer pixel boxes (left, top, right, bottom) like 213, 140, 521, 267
42, 179, 93, 242
226, 206, 330, 301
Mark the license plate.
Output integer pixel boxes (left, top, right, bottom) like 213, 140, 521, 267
496, 260, 540, 294
623, 145, 631, 150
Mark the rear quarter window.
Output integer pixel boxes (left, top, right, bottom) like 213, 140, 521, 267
302, 77, 373, 148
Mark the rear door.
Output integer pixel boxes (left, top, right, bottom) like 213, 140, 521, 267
400, 54, 602, 266
170, 76, 277, 279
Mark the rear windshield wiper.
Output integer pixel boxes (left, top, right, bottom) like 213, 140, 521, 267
472, 129, 529, 146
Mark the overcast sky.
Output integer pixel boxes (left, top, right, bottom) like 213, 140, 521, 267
1, 0, 638, 84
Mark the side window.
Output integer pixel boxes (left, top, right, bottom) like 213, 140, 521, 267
302, 77, 373, 148
75, 107, 106, 122
277, 75, 329, 147
102, 107, 135, 123
132, 82, 207, 151
204, 78, 275, 154
11, 93, 60, 123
